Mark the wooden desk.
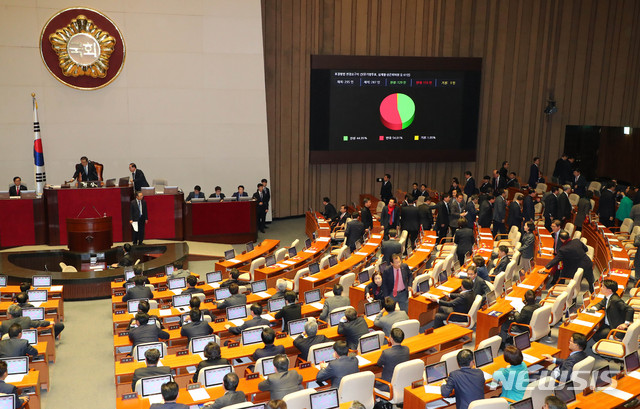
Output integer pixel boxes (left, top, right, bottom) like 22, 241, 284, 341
214, 239, 280, 271
0, 300, 61, 323
568, 370, 640, 408
407, 277, 463, 327
306, 211, 331, 238
184, 200, 257, 244
14, 370, 41, 409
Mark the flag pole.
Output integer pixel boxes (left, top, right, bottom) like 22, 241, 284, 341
32, 93, 47, 197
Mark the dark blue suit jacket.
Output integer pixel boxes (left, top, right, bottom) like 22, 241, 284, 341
316, 355, 359, 387
440, 367, 485, 409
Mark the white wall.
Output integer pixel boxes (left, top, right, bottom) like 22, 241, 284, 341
0, 0, 270, 198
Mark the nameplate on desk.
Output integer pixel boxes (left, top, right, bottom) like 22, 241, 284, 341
33, 354, 45, 362
169, 325, 180, 330
424, 328, 434, 336
122, 393, 138, 400
215, 318, 225, 323
276, 333, 287, 339
187, 383, 202, 390
156, 273, 166, 278
118, 331, 129, 336
120, 357, 133, 363
228, 342, 240, 348
488, 311, 503, 317
157, 287, 167, 292
160, 305, 171, 309
115, 292, 124, 297
114, 278, 124, 283
173, 350, 188, 356
115, 310, 125, 315
205, 298, 214, 303
299, 362, 311, 369
318, 323, 328, 330
246, 373, 260, 380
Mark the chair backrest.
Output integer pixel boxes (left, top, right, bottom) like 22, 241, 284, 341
131, 342, 168, 364
529, 305, 552, 341
249, 257, 266, 281
442, 253, 455, 275
439, 350, 460, 372
549, 293, 568, 326
336, 245, 349, 261
572, 230, 582, 240
290, 239, 300, 249
307, 341, 336, 362
563, 280, 578, 311
587, 181, 601, 192
534, 201, 543, 214
375, 201, 385, 217
319, 254, 332, 270
465, 295, 483, 327
412, 272, 430, 293
391, 319, 420, 339
224, 403, 257, 409
570, 356, 595, 388
564, 222, 575, 237
282, 388, 316, 408
357, 331, 386, 354
504, 260, 518, 283
337, 273, 356, 297
191, 293, 205, 303
275, 248, 287, 262
621, 321, 640, 354
568, 193, 580, 207
93, 162, 104, 181
511, 231, 521, 247
572, 268, 584, 290
477, 335, 502, 358
430, 260, 445, 281
148, 300, 158, 310
468, 398, 509, 409
188, 334, 220, 354
493, 272, 506, 299
508, 225, 519, 241
293, 267, 310, 293
523, 376, 556, 409
535, 183, 547, 194
254, 356, 271, 377
586, 245, 594, 260
338, 371, 375, 408
388, 359, 425, 404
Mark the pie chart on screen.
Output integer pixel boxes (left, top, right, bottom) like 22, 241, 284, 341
379, 93, 415, 130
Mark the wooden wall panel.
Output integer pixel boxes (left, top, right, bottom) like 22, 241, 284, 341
261, 0, 640, 218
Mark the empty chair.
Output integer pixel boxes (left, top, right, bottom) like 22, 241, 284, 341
390, 319, 420, 339
319, 254, 333, 270
568, 193, 580, 207
522, 376, 556, 409
570, 356, 595, 388
592, 321, 640, 359
535, 183, 547, 195
439, 349, 460, 372
375, 201, 385, 217
493, 272, 506, 299
282, 388, 316, 408
59, 262, 78, 272
564, 222, 575, 238
152, 178, 167, 192
338, 371, 375, 408
374, 359, 424, 405
274, 248, 287, 262
477, 335, 502, 358
241, 256, 265, 282
546, 292, 568, 326
587, 181, 601, 192
445, 295, 483, 328
290, 239, 300, 249
615, 218, 634, 240
468, 398, 509, 409
586, 245, 594, 260
572, 230, 582, 240
292, 267, 310, 293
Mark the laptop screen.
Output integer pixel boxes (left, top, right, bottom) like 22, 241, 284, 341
0, 395, 14, 409
136, 342, 164, 361
288, 247, 297, 258
206, 271, 223, 284
0, 276, 6, 287
265, 255, 276, 267
141, 374, 172, 397
32, 275, 52, 287
439, 271, 448, 284
165, 265, 174, 275
167, 277, 186, 290
513, 332, 531, 351
124, 270, 135, 281
204, 365, 232, 387
364, 301, 382, 317
21, 329, 37, 345
313, 345, 336, 365
245, 405, 266, 409
268, 297, 286, 313
485, 291, 497, 307
554, 381, 576, 403
215, 288, 231, 301
22, 307, 45, 321
172, 294, 191, 308
625, 351, 640, 373
329, 310, 346, 326
593, 366, 613, 389
242, 328, 264, 345
27, 290, 48, 302
304, 289, 321, 304
474, 346, 493, 368
310, 389, 339, 409
425, 361, 448, 384
328, 256, 338, 267
191, 335, 218, 354
227, 305, 247, 321
224, 249, 235, 260
359, 334, 381, 354
246, 242, 254, 252
510, 398, 534, 409
309, 263, 320, 274
125, 282, 135, 291
305, 238, 312, 249
251, 280, 267, 293
504, 279, 513, 294
288, 318, 307, 337
261, 357, 277, 376
418, 280, 430, 293
355, 240, 362, 251
358, 271, 370, 283
0, 357, 28, 375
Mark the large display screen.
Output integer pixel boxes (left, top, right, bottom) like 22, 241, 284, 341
310, 55, 482, 163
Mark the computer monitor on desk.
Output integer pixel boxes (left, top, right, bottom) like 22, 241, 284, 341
509, 398, 533, 409
359, 333, 381, 354
313, 345, 336, 365
203, 365, 233, 387
165, 265, 174, 276
251, 280, 267, 293
127, 299, 147, 314
554, 381, 576, 404
261, 357, 277, 376
0, 275, 6, 287
215, 288, 231, 301
32, 275, 51, 288
241, 327, 264, 346
245, 241, 254, 252
224, 249, 236, 260
226, 305, 248, 321
288, 318, 307, 337
474, 346, 493, 368
167, 277, 186, 290
0, 395, 15, 409
22, 308, 45, 321
124, 269, 135, 281
27, 290, 47, 303
513, 332, 531, 351
191, 335, 219, 354
140, 374, 172, 398
364, 301, 381, 317
0, 356, 28, 376
268, 297, 286, 313
625, 351, 640, 373
21, 329, 37, 345
304, 289, 321, 304
425, 361, 448, 384
118, 177, 130, 187
329, 310, 346, 326
206, 271, 222, 284
309, 262, 320, 274
136, 342, 164, 362
265, 255, 276, 267
310, 389, 339, 409
172, 294, 191, 309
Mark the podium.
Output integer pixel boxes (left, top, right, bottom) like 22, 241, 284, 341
66, 216, 113, 253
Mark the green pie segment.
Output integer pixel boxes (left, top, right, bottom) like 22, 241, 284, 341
380, 93, 416, 130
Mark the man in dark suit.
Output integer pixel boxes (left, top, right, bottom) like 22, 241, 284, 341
274, 291, 301, 332
550, 220, 562, 255
545, 231, 594, 292
208, 186, 226, 201
215, 283, 247, 309
449, 193, 467, 236
380, 198, 400, 240
316, 340, 358, 387
572, 169, 587, 197
375, 328, 410, 392
322, 197, 338, 220
0, 324, 38, 358
479, 176, 492, 194
441, 349, 485, 409
465, 195, 478, 226
122, 275, 154, 302
181, 275, 204, 296
557, 185, 572, 223
591, 279, 634, 342
507, 194, 524, 232
522, 190, 538, 222
227, 303, 270, 335
492, 169, 507, 192
463, 171, 476, 197
253, 183, 269, 233
112, 243, 134, 268
185, 185, 205, 202
150, 382, 189, 409
180, 309, 213, 342
131, 348, 172, 391
8, 176, 26, 196
380, 229, 402, 264
382, 253, 413, 312
129, 163, 149, 191
599, 182, 616, 227
130, 191, 148, 245
258, 354, 303, 400
499, 290, 540, 346
293, 319, 330, 359
490, 245, 511, 279
380, 173, 393, 204
127, 300, 164, 330
374, 297, 409, 337
410, 183, 420, 201
71, 156, 98, 182
454, 218, 475, 264
552, 154, 568, 184
544, 187, 559, 232
506, 172, 520, 189
459, 265, 490, 303
252, 327, 286, 361
542, 333, 588, 382
128, 313, 170, 350
337, 307, 368, 350
478, 195, 494, 228
436, 194, 451, 241
419, 183, 430, 199
418, 198, 435, 231
0, 361, 30, 408
400, 198, 420, 249
319, 284, 351, 322
231, 185, 249, 198
360, 198, 373, 231
492, 189, 507, 237
208, 373, 246, 409
344, 213, 365, 252
528, 157, 540, 188
434, 279, 475, 328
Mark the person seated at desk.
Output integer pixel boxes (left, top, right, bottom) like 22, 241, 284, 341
180, 309, 213, 342
0, 305, 59, 338
0, 360, 29, 408
293, 318, 330, 359
499, 289, 540, 348
0, 324, 38, 358
69, 156, 98, 182
459, 265, 490, 304
488, 245, 510, 281
169, 261, 191, 279
253, 327, 285, 361
227, 303, 270, 335
208, 186, 225, 201
365, 271, 384, 303
215, 283, 247, 310
322, 197, 338, 220
267, 401, 287, 409
193, 341, 229, 382
128, 300, 164, 330
542, 333, 588, 382
232, 185, 248, 198
374, 297, 409, 337
181, 275, 204, 295
9, 176, 26, 197
149, 381, 189, 409
122, 275, 153, 302
220, 268, 250, 289
316, 340, 358, 388
112, 243, 134, 268
472, 256, 490, 281
433, 278, 475, 329
337, 307, 368, 350
590, 279, 635, 342
543, 396, 567, 409
7, 298, 65, 339
319, 283, 350, 322
123, 265, 150, 288
189, 297, 213, 322
492, 345, 528, 402
131, 348, 171, 392
204, 372, 246, 409
128, 313, 169, 350
274, 291, 301, 332
376, 328, 409, 392
440, 349, 485, 409
258, 354, 303, 400
271, 279, 288, 300
186, 185, 205, 202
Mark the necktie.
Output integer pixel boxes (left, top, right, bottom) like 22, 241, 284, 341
132, 172, 135, 179
393, 268, 404, 297
16, 186, 19, 195
390, 209, 394, 225
260, 192, 263, 200
138, 200, 142, 215
85, 165, 88, 175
